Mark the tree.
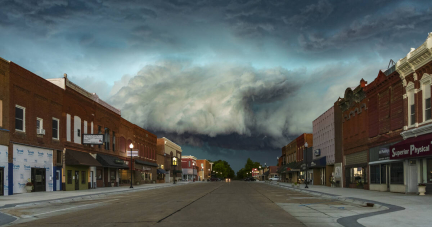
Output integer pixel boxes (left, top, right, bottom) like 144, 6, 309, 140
209, 159, 236, 179
236, 158, 262, 179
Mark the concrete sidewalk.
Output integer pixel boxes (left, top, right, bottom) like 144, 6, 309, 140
273, 182, 432, 227
0, 181, 194, 209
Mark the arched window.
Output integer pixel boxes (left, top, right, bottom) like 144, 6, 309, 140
119, 137, 126, 153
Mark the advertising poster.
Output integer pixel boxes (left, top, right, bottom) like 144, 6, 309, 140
13, 144, 53, 194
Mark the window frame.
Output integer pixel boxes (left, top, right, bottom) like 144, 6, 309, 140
370, 165, 380, 184
390, 162, 404, 184
52, 118, 60, 140
81, 171, 86, 184
15, 105, 26, 132
36, 117, 43, 130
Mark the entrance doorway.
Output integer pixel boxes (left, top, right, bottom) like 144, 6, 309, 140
381, 164, 389, 191
75, 171, 79, 190
31, 168, 46, 192
56, 170, 61, 191
0, 168, 4, 196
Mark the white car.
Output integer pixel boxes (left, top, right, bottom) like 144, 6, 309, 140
269, 176, 279, 181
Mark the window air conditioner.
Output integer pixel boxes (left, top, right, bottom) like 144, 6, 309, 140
37, 129, 46, 135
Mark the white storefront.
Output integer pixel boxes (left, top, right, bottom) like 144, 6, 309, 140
0, 145, 9, 196
13, 144, 53, 194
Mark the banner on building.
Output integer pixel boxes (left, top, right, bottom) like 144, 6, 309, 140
82, 134, 104, 145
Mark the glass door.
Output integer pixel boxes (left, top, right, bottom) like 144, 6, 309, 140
75, 171, 79, 190
0, 168, 4, 196
31, 168, 46, 192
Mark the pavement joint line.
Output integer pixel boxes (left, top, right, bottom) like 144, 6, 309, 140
268, 183, 406, 227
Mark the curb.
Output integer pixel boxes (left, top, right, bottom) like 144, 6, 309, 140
267, 182, 405, 227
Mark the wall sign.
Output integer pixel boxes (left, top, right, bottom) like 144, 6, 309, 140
389, 136, 432, 159
82, 134, 104, 145
314, 149, 320, 156
378, 148, 390, 160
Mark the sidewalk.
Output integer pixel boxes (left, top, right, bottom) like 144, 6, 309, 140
274, 182, 432, 227
0, 182, 192, 209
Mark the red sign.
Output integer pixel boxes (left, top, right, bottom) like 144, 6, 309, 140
389, 133, 432, 159
286, 167, 291, 171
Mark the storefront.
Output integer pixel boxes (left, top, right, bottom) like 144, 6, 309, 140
0, 145, 8, 196
344, 150, 368, 189
368, 142, 404, 193
96, 154, 128, 187
12, 144, 54, 194
119, 159, 157, 185
64, 149, 102, 191
389, 133, 432, 194
157, 168, 167, 183
310, 156, 326, 185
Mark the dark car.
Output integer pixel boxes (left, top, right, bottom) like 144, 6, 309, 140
210, 177, 219, 181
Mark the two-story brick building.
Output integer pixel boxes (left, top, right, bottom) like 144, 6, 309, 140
156, 137, 182, 183
196, 159, 211, 181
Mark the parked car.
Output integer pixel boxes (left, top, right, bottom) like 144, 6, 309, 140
269, 176, 280, 181
210, 177, 219, 181
244, 177, 256, 181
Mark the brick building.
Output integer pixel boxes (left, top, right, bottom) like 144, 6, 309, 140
366, 65, 404, 193
156, 137, 182, 183
296, 133, 313, 182
181, 155, 197, 181
196, 159, 211, 181
339, 79, 369, 189
333, 98, 344, 187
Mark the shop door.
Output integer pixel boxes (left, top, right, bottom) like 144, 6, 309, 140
31, 168, 46, 192
0, 168, 4, 196
75, 171, 79, 190
408, 162, 418, 193
56, 170, 60, 191
104, 168, 109, 187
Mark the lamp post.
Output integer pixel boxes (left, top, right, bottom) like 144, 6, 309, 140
304, 142, 309, 189
192, 162, 195, 181
129, 143, 134, 189
172, 156, 177, 184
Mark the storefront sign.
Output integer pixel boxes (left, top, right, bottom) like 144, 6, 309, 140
378, 148, 390, 160
114, 159, 124, 164
82, 134, 104, 145
390, 136, 432, 159
314, 149, 321, 156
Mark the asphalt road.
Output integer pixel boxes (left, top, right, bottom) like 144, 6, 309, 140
5, 182, 306, 227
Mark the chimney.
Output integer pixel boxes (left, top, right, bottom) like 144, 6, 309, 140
360, 78, 367, 87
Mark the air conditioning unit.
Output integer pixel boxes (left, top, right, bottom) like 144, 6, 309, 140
37, 129, 46, 135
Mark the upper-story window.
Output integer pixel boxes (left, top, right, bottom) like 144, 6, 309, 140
112, 131, 116, 151
407, 82, 415, 126
52, 118, 59, 140
104, 128, 110, 150
15, 105, 25, 132
422, 77, 431, 122
74, 116, 81, 144
36, 117, 43, 133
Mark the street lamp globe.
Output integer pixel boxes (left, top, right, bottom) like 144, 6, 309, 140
305, 142, 308, 148
129, 143, 133, 149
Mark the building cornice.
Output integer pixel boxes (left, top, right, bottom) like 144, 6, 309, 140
401, 123, 432, 140
396, 32, 432, 78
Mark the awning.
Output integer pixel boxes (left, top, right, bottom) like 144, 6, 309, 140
96, 154, 129, 169
389, 133, 432, 160
157, 169, 167, 174
65, 149, 102, 167
135, 159, 158, 167
278, 162, 299, 173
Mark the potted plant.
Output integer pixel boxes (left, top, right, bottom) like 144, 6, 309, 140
294, 182, 299, 188
330, 180, 336, 188
418, 183, 427, 196
25, 182, 33, 193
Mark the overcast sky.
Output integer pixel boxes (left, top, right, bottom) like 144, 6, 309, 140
1, 0, 431, 171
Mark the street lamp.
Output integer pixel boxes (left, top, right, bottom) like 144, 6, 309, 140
192, 162, 195, 181
304, 142, 309, 189
129, 143, 134, 189
172, 157, 177, 184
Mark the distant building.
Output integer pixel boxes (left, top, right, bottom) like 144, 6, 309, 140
181, 155, 197, 181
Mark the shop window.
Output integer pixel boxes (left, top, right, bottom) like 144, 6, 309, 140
52, 118, 59, 139
370, 165, 380, 184
391, 162, 404, 184
427, 159, 432, 183
81, 171, 86, 184
104, 128, 110, 150
15, 105, 25, 132
381, 164, 387, 184
110, 170, 116, 182
97, 169, 102, 180
67, 170, 72, 184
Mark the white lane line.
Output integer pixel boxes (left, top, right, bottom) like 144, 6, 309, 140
21, 199, 119, 218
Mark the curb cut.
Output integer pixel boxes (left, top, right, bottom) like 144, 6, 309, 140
267, 182, 405, 227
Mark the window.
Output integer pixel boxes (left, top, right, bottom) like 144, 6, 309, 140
52, 118, 59, 139
77, 129, 81, 137
98, 126, 102, 148
36, 118, 43, 131
67, 170, 72, 184
381, 164, 387, 184
56, 150, 62, 165
424, 81, 431, 121
66, 114, 71, 141
112, 131, 116, 151
391, 162, 404, 184
104, 128, 110, 150
110, 170, 116, 181
81, 171, 86, 184
15, 105, 25, 131
189, 161, 191, 167
408, 89, 415, 125
411, 104, 416, 125
370, 165, 380, 184
426, 98, 431, 121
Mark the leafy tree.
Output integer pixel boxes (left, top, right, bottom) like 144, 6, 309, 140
209, 159, 235, 179
236, 158, 262, 179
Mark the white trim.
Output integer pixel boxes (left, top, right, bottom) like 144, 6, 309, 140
401, 123, 432, 139
15, 105, 26, 132
36, 117, 43, 130
52, 117, 60, 140
406, 82, 415, 91
66, 114, 71, 142
369, 160, 400, 165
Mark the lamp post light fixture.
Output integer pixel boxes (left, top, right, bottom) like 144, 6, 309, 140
129, 143, 134, 189
304, 142, 309, 189
172, 157, 178, 184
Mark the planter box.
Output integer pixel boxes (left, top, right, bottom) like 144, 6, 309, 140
419, 186, 426, 196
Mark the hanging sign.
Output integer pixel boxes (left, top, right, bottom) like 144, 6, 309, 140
126, 150, 139, 157
378, 148, 390, 160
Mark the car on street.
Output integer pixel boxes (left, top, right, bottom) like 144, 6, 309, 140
269, 176, 280, 181
244, 177, 256, 181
